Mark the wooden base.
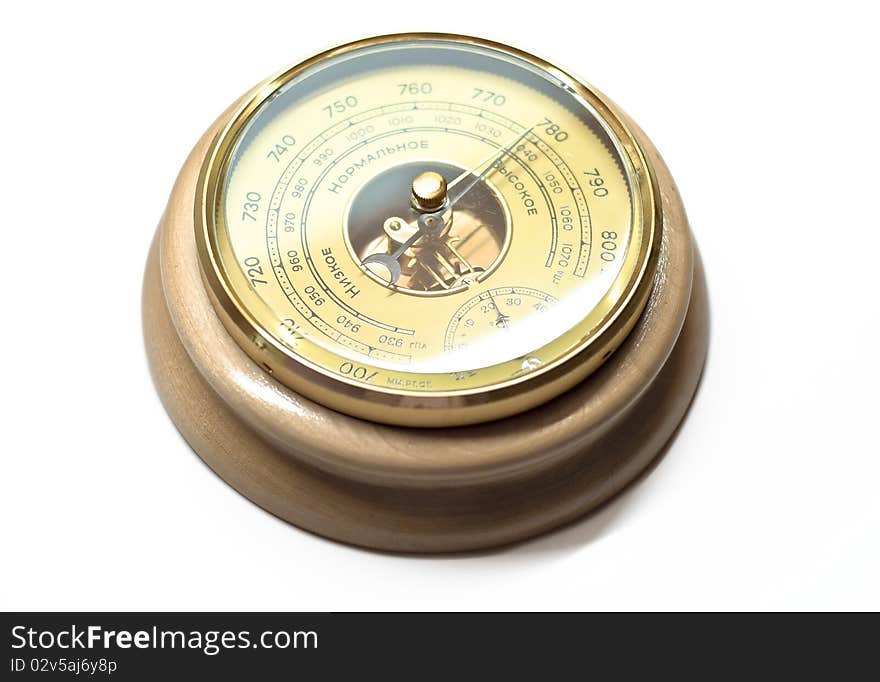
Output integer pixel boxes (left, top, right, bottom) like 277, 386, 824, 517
142, 107, 708, 553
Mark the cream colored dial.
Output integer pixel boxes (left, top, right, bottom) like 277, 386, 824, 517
198, 35, 658, 426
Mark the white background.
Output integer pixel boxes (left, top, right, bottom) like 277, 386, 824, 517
2, 1, 878, 611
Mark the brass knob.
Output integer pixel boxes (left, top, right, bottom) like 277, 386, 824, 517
411, 171, 447, 211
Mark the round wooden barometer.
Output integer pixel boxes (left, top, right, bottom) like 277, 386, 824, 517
143, 34, 708, 552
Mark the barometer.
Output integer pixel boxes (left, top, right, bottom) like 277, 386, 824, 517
143, 34, 708, 552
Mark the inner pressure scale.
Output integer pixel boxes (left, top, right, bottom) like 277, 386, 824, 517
143, 34, 707, 552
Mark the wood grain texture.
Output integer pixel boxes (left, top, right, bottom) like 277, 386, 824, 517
142, 98, 708, 552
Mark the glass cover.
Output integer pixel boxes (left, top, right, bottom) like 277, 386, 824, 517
209, 37, 648, 401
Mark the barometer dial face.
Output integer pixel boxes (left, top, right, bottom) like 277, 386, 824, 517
197, 34, 658, 426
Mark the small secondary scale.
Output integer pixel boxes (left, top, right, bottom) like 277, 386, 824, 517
143, 34, 707, 552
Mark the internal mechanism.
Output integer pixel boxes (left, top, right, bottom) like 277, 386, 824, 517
346, 162, 508, 294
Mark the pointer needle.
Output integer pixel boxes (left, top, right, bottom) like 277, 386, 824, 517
486, 289, 510, 329
362, 222, 423, 284
446, 126, 534, 205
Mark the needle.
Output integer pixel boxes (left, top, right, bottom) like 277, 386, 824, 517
362, 219, 423, 284
446, 126, 534, 206
486, 289, 510, 329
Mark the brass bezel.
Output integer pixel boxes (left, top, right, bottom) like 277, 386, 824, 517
194, 33, 661, 427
